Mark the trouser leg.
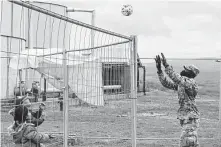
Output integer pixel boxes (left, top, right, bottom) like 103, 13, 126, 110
180, 118, 200, 147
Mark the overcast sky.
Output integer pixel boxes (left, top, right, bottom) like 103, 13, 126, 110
1, 0, 221, 59
56, 0, 221, 59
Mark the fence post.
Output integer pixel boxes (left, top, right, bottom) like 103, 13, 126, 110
6, 37, 9, 99
130, 35, 137, 147
219, 60, 221, 136
142, 66, 146, 95
63, 48, 69, 147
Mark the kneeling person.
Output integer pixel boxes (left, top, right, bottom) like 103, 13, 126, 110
9, 96, 46, 127
8, 105, 54, 147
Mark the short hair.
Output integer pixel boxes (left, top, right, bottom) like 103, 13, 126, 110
14, 105, 28, 123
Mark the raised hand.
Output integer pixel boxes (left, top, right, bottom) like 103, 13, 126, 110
155, 55, 162, 73
161, 53, 169, 67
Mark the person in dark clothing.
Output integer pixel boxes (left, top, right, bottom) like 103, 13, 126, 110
14, 81, 27, 97
31, 82, 39, 102
31, 103, 46, 120
9, 96, 46, 127
7, 105, 54, 147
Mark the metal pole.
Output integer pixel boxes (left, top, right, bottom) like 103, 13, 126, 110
28, 5, 33, 49
11, 2, 13, 36
67, 8, 94, 13
25, 8, 29, 89
142, 66, 146, 95
130, 35, 137, 147
91, 10, 95, 54
6, 38, 9, 98
0, 1, 1, 100
19, 70, 22, 96
63, 45, 69, 147
42, 78, 46, 101
63, 6, 69, 147
219, 60, 221, 135
8, 1, 14, 98
137, 67, 139, 89
134, 36, 138, 147
25, 1, 33, 89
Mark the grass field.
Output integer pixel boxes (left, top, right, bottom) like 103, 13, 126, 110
1, 60, 221, 147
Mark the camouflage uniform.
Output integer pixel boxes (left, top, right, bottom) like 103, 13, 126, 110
158, 65, 200, 147
8, 122, 50, 147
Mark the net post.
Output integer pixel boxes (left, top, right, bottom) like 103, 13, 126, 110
130, 35, 137, 147
219, 59, 221, 137
63, 47, 69, 147
42, 78, 46, 101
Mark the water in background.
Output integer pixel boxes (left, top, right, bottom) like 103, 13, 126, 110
140, 60, 220, 98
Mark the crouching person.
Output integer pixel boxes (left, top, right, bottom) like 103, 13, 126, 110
28, 103, 46, 127
8, 105, 54, 147
9, 96, 46, 127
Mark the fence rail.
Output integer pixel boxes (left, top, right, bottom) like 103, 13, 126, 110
0, 132, 218, 140
1, 34, 26, 41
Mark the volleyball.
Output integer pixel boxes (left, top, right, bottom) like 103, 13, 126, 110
121, 5, 133, 16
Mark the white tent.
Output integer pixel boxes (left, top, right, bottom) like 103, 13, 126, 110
9, 48, 104, 106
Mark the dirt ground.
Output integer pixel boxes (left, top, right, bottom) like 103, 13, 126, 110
1, 91, 221, 147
